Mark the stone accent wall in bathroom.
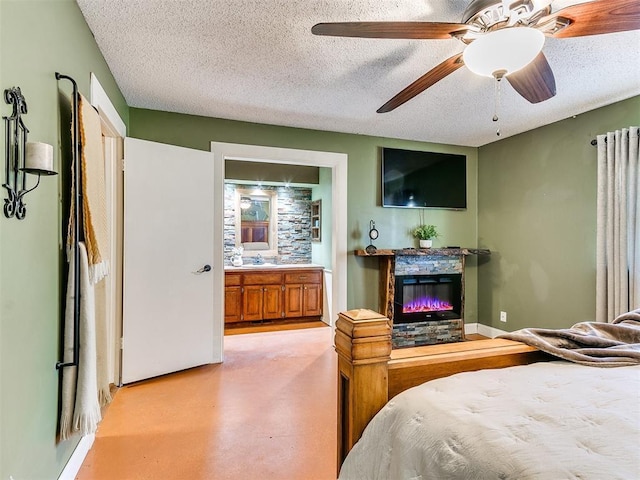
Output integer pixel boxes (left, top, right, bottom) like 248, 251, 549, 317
224, 183, 312, 265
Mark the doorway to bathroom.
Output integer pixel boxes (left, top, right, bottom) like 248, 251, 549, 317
223, 178, 329, 334
211, 142, 348, 359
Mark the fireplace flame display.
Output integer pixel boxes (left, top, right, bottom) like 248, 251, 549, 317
394, 273, 462, 324
403, 297, 453, 314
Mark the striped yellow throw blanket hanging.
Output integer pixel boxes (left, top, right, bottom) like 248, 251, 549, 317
67, 93, 109, 284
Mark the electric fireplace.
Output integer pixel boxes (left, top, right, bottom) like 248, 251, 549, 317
394, 274, 462, 325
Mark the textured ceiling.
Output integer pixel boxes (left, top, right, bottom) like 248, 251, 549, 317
77, 0, 640, 147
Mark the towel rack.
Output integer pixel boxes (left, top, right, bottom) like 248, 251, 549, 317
55, 72, 80, 370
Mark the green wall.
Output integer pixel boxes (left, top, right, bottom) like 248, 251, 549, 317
129, 108, 480, 318
477, 96, 640, 331
311, 167, 333, 269
0, 1, 128, 478
3, 3, 634, 478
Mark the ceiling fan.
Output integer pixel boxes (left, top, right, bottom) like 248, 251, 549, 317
312, 0, 640, 113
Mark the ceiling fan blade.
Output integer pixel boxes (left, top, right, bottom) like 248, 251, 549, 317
377, 53, 464, 113
311, 22, 471, 40
506, 52, 556, 104
544, 0, 640, 38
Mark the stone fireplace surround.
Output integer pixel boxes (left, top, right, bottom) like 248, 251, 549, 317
355, 248, 490, 348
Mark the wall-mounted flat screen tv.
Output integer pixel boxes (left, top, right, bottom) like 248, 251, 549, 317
382, 147, 467, 209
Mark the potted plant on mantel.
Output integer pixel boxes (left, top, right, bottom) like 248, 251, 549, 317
412, 224, 439, 248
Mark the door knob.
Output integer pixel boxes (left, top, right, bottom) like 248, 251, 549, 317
193, 264, 212, 274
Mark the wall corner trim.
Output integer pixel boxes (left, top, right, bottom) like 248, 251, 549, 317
90, 73, 126, 137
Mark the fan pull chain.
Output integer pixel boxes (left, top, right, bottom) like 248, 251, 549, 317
492, 70, 506, 137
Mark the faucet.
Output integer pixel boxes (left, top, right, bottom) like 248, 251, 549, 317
254, 253, 264, 265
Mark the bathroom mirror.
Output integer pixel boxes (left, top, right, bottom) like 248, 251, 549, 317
234, 188, 278, 257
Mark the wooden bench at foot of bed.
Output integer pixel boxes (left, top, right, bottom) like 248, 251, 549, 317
335, 309, 550, 470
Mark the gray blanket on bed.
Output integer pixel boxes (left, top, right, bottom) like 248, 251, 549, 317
499, 308, 640, 367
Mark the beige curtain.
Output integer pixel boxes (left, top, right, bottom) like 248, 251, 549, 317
596, 126, 640, 322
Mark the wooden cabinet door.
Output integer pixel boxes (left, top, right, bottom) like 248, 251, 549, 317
284, 284, 304, 318
243, 285, 263, 322
263, 285, 283, 319
224, 286, 243, 323
303, 283, 323, 316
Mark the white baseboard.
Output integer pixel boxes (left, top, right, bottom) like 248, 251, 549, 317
477, 323, 508, 338
465, 322, 508, 338
322, 269, 333, 326
58, 434, 94, 480
464, 322, 478, 335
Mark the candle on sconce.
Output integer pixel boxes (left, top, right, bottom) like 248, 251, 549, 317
24, 142, 55, 173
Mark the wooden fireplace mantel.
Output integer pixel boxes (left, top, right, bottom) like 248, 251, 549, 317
354, 247, 491, 257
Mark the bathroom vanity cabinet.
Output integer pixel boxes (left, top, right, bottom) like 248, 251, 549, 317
283, 271, 323, 317
224, 273, 243, 323
224, 267, 323, 324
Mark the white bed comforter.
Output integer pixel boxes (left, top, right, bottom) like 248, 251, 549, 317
339, 362, 640, 480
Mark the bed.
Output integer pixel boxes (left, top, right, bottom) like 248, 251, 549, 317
335, 309, 640, 480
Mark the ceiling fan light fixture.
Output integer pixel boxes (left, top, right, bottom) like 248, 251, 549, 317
463, 27, 545, 77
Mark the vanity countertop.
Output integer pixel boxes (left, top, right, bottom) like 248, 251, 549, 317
224, 263, 324, 272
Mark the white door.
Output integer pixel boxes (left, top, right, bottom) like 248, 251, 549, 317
122, 138, 218, 384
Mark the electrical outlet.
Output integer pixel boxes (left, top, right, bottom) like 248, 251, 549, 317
500, 311, 507, 323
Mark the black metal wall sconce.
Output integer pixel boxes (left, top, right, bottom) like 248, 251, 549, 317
3, 86, 57, 220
